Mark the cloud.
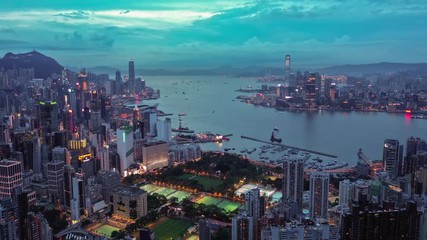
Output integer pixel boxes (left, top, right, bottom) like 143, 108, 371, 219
0, 27, 15, 34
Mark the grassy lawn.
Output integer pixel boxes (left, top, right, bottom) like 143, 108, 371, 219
153, 187, 176, 197
93, 224, 121, 237
217, 200, 241, 212
140, 184, 160, 193
196, 196, 222, 206
178, 174, 224, 190
151, 218, 193, 240
167, 190, 192, 202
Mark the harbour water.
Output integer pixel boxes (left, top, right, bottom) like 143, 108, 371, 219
137, 75, 427, 166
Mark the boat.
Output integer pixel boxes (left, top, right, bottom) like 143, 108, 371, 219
172, 119, 195, 133
270, 127, 282, 143
178, 112, 187, 116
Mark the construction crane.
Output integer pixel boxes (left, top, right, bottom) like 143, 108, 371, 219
357, 148, 372, 165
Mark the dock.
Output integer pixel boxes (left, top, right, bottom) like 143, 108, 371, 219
241, 135, 338, 158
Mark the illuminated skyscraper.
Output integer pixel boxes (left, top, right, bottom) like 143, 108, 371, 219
305, 73, 317, 108
309, 171, 330, 219
117, 126, 134, 176
383, 139, 403, 177
232, 211, 254, 240
284, 54, 291, 87
0, 159, 23, 199
282, 158, 304, 212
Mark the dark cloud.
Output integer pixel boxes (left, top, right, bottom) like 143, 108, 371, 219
56, 11, 90, 20
0, 28, 15, 34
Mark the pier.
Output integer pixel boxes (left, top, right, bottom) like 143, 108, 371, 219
241, 135, 338, 158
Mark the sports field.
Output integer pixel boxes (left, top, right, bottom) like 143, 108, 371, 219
167, 190, 192, 202
153, 187, 176, 196
151, 218, 193, 240
178, 174, 224, 190
140, 184, 160, 193
196, 196, 222, 205
217, 200, 241, 212
93, 224, 120, 237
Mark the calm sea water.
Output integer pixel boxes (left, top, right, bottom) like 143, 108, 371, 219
140, 76, 426, 166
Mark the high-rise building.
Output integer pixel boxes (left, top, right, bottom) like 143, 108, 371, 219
232, 211, 254, 240
0, 198, 20, 240
117, 126, 134, 176
47, 160, 64, 204
282, 158, 304, 212
129, 59, 135, 92
112, 187, 148, 220
0, 159, 23, 199
339, 179, 355, 213
284, 54, 291, 87
37, 101, 59, 141
305, 74, 317, 108
199, 218, 211, 240
156, 118, 172, 142
142, 141, 169, 171
341, 201, 422, 240
245, 187, 265, 240
383, 139, 403, 177
309, 171, 329, 220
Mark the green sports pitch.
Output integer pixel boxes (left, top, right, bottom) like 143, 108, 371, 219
151, 218, 193, 240
93, 224, 120, 237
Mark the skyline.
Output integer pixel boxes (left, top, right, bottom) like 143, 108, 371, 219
1, 0, 426, 69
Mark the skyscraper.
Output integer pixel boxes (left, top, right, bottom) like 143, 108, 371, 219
232, 211, 254, 240
244, 188, 265, 240
284, 54, 291, 87
282, 158, 304, 212
383, 139, 403, 177
309, 171, 330, 220
0, 159, 23, 199
117, 126, 134, 176
339, 179, 355, 213
129, 59, 135, 92
199, 218, 211, 240
305, 74, 317, 108
47, 161, 65, 204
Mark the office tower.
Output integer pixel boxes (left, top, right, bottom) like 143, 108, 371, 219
97, 170, 121, 204
70, 173, 85, 223
156, 118, 172, 142
199, 218, 211, 240
63, 165, 75, 208
117, 126, 134, 176
37, 101, 59, 141
112, 187, 148, 220
232, 211, 254, 240
284, 54, 291, 87
142, 106, 157, 137
305, 73, 317, 108
406, 136, 426, 157
142, 141, 169, 171
309, 171, 330, 220
282, 158, 304, 212
129, 59, 135, 92
47, 161, 64, 204
339, 179, 354, 213
383, 139, 403, 177
0, 198, 20, 240
0, 159, 23, 199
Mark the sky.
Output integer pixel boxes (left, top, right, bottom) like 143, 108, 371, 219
0, 0, 426, 70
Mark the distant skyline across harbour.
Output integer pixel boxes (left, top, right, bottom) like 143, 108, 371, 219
1, 0, 427, 68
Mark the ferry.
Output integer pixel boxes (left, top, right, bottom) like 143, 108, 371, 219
178, 112, 187, 116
